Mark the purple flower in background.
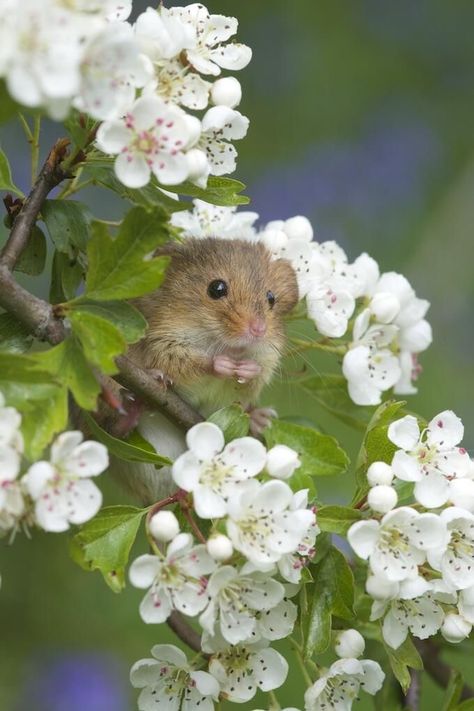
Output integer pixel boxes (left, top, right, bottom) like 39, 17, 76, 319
14, 652, 129, 711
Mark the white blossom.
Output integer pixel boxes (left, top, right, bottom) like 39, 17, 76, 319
206, 534, 233, 561
226, 479, 315, 567
388, 411, 471, 508
334, 629, 366, 659
129, 532, 216, 623
427, 507, 474, 590
367, 461, 394, 487
459, 585, 474, 623
208, 641, 288, 703
371, 586, 444, 649
74, 22, 152, 120
130, 644, 219, 711
348, 507, 447, 582
148, 510, 180, 542
342, 343, 401, 406
169, 4, 252, 77
170, 199, 258, 241
367, 484, 398, 514
199, 565, 285, 644
304, 658, 384, 710
196, 105, 249, 178
441, 612, 472, 643
172, 422, 266, 519
134, 6, 196, 62
22, 431, 107, 532
96, 95, 199, 188
266, 444, 301, 480
210, 76, 242, 107
143, 58, 212, 110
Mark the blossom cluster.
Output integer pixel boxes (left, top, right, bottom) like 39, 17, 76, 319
170, 199, 433, 405
0, 393, 108, 536
348, 408, 474, 649
129, 420, 325, 708
0, 1, 251, 188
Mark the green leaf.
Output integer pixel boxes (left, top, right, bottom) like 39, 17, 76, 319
70, 505, 147, 592
85, 207, 170, 301
297, 373, 373, 430
85, 165, 190, 212
442, 670, 464, 711
316, 505, 363, 534
0, 312, 32, 352
383, 636, 423, 694
42, 199, 92, 253
83, 412, 171, 466
50, 249, 84, 303
64, 111, 97, 149
264, 419, 350, 478
352, 400, 407, 504
21, 386, 68, 460
303, 546, 355, 657
0, 146, 23, 196
171, 176, 250, 206
0, 81, 18, 125
207, 404, 250, 442
34, 338, 100, 410
0, 352, 60, 407
14, 225, 47, 275
66, 299, 147, 344
456, 701, 474, 711
69, 310, 126, 375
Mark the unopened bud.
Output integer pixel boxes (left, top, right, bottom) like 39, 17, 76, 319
284, 215, 313, 242
148, 510, 180, 542
368, 485, 398, 514
441, 612, 472, 643
367, 461, 393, 487
334, 628, 366, 659
185, 148, 209, 186
266, 444, 301, 480
210, 77, 242, 108
366, 574, 398, 600
206, 534, 233, 561
370, 292, 400, 324
182, 114, 202, 148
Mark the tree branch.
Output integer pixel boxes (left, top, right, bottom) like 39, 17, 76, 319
167, 611, 203, 654
0, 138, 70, 269
415, 639, 474, 700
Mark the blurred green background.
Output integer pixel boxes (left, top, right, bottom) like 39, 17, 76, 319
1, 1, 474, 709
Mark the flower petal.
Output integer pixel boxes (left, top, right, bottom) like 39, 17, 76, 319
193, 486, 227, 519
186, 422, 224, 459
67, 441, 108, 477
382, 608, 408, 649
139, 587, 172, 624
347, 520, 379, 559
391, 450, 421, 482
387, 415, 420, 450
253, 647, 288, 692
172, 451, 202, 491
96, 121, 131, 154
129, 554, 161, 589
115, 151, 151, 189
23, 461, 55, 499
414, 473, 450, 508
220, 437, 267, 478
427, 410, 464, 449
65, 479, 102, 524
51, 430, 83, 464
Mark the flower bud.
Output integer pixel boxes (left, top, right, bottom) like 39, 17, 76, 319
148, 510, 180, 542
367, 485, 398, 514
284, 215, 313, 242
441, 612, 472, 643
369, 292, 400, 324
367, 461, 393, 487
266, 444, 301, 480
210, 77, 242, 108
334, 628, 366, 659
185, 148, 209, 186
366, 574, 398, 600
206, 534, 233, 561
182, 114, 202, 147
261, 227, 288, 254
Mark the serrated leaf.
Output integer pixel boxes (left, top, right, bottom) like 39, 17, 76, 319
70, 505, 147, 592
21, 386, 68, 460
264, 419, 349, 478
0, 146, 23, 196
207, 404, 250, 442
14, 225, 46, 275
33, 338, 100, 410
383, 636, 423, 694
42, 199, 92, 253
0, 312, 32, 352
298, 373, 373, 430
316, 505, 363, 534
67, 299, 147, 344
442, 670, 464, 711
83, 412, 171, 466
85, 207, 170, 301
171, 176, 250, 206
50, 249, 83, 303
0, 352, 60, 407
85, 165, 190, 212
303, 546, 355, 657
69, 310, 126, 375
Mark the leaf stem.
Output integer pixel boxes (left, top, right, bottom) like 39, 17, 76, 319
268, 690, 281, 709
290, 636, 315, 686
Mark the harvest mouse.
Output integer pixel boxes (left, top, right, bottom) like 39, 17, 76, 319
112, 237, 299, 504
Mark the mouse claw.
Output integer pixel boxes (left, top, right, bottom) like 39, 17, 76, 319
148, 369, 173, 389
248, 406, 278, 436
235, 360, 262, 382
213, 354, 239, 378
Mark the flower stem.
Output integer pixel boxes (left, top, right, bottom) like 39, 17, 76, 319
268, 690, 281, 709
290, 637, 315, 686
179, 499, 207, 544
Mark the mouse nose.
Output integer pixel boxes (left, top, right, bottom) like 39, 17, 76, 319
248, 317, 267, 338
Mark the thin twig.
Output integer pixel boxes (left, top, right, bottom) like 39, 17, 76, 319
0, 137, 70, 270
167, 611, 203, 653
404, 669, 421, 710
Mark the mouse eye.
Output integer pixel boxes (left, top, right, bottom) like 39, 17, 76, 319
266, 290, 276, 309
208, 279, 228, 299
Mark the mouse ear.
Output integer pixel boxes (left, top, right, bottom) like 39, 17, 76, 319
153, 241, 185, 259
270, 257, 300, 314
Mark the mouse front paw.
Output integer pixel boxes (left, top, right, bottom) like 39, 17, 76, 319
212, 355, 262, 383
248, 406, 278, 436
148, 368, 174, 389
235, 360, 262, 383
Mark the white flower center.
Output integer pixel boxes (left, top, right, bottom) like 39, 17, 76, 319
200, 459, 234, 492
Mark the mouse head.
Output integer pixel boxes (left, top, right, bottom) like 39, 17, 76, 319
158, 237, 299, 351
